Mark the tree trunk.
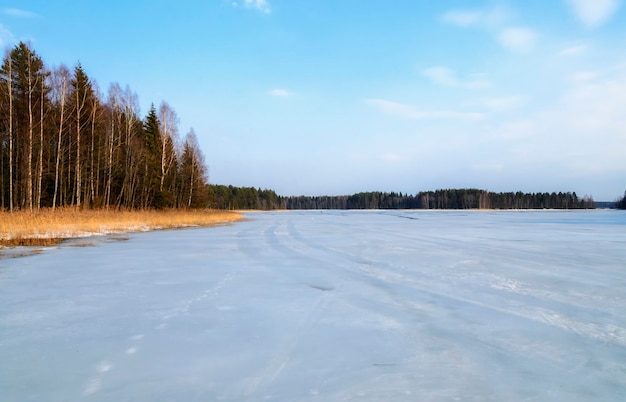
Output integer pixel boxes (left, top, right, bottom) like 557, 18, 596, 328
188, 155, 194, 208
89, 100, 97, 207
105, 116, 113, 207
27, 56, 34, 210
53, 73, 67, 210
160, 114, 167, 192
75, 89, 84, 208
37, 74, 44, 209
8, 56, 13, 211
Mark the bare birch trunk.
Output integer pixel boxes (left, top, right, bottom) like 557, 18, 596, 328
160, 114, 167, 192
37, 75, 44, 209
89, 101, 97, 206
188, 155, 194, 208
27, 57, 34, 210
105, 116, 113, 207
8, 56, 13, 211
53, 74, 67, 210
76, 99, 81, 208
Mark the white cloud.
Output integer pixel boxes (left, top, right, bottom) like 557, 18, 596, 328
483, 66, 626, 177
483, 96, 526, 111
366, 98, 484, 121
569, 61, 626, 83
0, 24, 15, 47
442, 7, 538, 53
564, 0, 620, 28
471, 163, 504, 172
549, 73, 626, 163
481, 118, 537, 142
441, 7, 510, 29
571, 71, 597, 82
556, 44, 588, 56
269, 89, 292, 97
422, 66, 491, 89
497, 27, 538, 53
2, 8, 40, 18
378, 152, 407, 163
441, 10, 483, 27
244, 0, 271, 14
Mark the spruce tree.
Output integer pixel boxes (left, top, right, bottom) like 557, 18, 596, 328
142, 104, 163, 207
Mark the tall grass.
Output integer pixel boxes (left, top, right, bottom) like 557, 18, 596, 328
0, 208, 243, 246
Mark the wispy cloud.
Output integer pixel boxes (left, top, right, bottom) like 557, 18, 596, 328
482, 65, 626, 177
236, 0, 271, 14
483, 96, 526, 111
2, 8, 40, 18
569, 61, 626, 83
571, 71, 598, 82
564, 0, 620, 28
441, 10, 483, 27
442, 7, 538, 53
422, 67, 491, 89
269, 89, 292, 97
378, 152, 407, 163
497, 27, 538, 53
556, 44, 588, 56
441, 7, 510, 29
0, 24, 15, 47
366, 98, 484, 121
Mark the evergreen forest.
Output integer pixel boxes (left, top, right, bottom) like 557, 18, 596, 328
208, 186, 597, 211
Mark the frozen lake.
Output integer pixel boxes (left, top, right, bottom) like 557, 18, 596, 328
1, 210, 625, 401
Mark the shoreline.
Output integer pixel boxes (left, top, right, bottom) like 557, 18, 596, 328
0, 208, 244, 248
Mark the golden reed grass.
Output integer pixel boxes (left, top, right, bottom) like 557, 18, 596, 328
0, 208, 243, 247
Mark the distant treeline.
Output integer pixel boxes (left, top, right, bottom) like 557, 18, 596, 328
616, 191, 626, 210
209, 185, 284, 210
284, 189, 596, 210
208, 186, 597, 210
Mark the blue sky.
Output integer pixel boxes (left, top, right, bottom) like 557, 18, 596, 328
2, 1, 625, 199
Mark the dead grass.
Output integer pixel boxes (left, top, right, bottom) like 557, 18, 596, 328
107, 236, 130, 242
7, 249, 44, 258
68, 241, 98, 248
0, 208, 243, 247
0, 237, 65, 247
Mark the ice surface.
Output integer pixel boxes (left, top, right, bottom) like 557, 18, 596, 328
1, 210, 625, 401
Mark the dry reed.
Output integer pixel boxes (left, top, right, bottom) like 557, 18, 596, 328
0, 208, 243, 247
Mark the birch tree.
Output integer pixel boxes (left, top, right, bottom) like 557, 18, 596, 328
179, 129, 208, 208
69, 63, 94, 208
50, 65, 71, 209
4, 43, 47, 210
35, 66, 51, 209
1, 42, 213, 210
0, 49, 14, 211
117, 86, 141, 209
158, 101, 179, 205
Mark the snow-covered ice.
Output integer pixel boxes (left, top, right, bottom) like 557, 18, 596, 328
1, 210, 625, 401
